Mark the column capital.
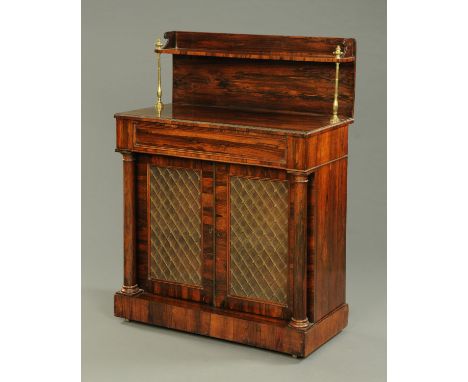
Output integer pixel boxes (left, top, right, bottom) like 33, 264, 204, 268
119, 150, 134, 161
288, 172, 309, 183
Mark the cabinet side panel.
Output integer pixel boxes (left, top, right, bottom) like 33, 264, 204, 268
308, 158, 347, 321
306, 125, 348, 169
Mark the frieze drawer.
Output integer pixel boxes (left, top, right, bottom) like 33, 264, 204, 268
133, 121, 287, 167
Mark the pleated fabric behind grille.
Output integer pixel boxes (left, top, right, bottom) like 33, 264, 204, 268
229, 176, 289, 304
149, 166, 202, 286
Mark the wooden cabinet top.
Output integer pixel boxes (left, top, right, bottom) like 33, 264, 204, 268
115, 104, 353, 137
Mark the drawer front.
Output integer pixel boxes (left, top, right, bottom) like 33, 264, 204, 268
133, 121, 287, 167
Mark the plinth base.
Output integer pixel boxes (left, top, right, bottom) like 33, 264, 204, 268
114, 292, 348, 358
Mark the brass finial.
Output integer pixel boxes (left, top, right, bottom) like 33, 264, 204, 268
155, 38, 164, 114
155, 38, 163, 50
333, 45, 342, 59
330, 45, 343, 124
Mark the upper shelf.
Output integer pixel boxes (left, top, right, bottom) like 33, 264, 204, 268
156, 31, 356, 63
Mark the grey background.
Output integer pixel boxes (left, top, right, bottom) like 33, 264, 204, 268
82, 0, 386, 381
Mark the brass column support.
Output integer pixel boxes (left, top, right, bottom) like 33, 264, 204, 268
288, 173, 311, 330
330, 45, 343, 124
120, 151, 143, 296
155, 38, 164, 115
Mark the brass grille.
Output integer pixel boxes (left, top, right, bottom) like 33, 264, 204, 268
149, 166, 202, 286
229, 176, 289, 304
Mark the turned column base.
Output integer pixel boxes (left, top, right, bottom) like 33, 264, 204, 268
119, 284, 143, 296
288, 317, 312, 330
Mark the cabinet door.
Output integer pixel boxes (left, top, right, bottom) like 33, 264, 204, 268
145, 155, 214, 304
214, 164, 292, 319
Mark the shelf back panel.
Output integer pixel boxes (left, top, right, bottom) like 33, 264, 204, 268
173, 55, 355, 116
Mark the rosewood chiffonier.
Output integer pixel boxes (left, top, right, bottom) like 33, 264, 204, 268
113, 31, 356, 358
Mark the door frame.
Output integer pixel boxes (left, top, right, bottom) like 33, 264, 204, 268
214, 163, 293, 320
145, 155, 215, 305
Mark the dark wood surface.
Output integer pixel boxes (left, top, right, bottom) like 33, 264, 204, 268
159, 31, 356, 63
115, 292, 348, 358
308, 158, 348, 322
115, 104, 353, 136
114, 31, 354, 357
288, 173, 311, 329
122, 152, 136, 288
119, 151, 142, 296
134, 120, 288, 166
116, 112, 349, 173
173, 56, 355, 116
